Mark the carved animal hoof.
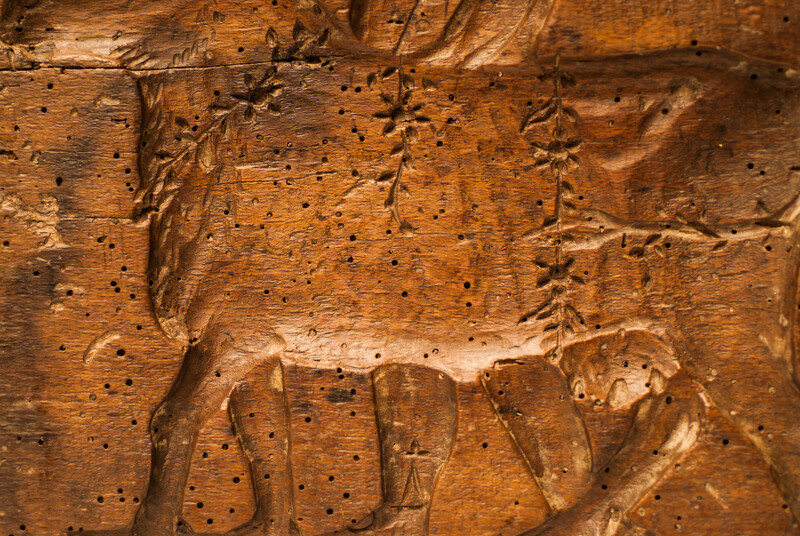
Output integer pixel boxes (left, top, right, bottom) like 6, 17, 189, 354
319, 505, 427, 536
120, 516, 193, 536
224, 518, 268, 536
65, 529, 131, 536
224, 517, 303, 536
519, 505, 629, 536
617, 520, 658, 536
65, 521, 187, 536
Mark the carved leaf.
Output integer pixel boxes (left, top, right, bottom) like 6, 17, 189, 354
265, 27, 278, 49
382, 121, 396, 136
376, 170, 395, 182
250, 89, 269, 106
641, 273, 653, 290
565, 137, 583, 151
542, 215, 558, 228
755, 219, 786, 228
560, 71, 577, 88
564, 304, 584, 324
391, 107, 413, 122
264, 65, 278, 80
687, 220, 720, 238
566, 155, 580, 169
196, 137, 213, 170
530, 141, 548, 153
644, 234, 662, 246
539, 69, 556, 82
292, 20, 312, 43
521, 99, 555, 131
562, 106, 579, 122
367, 72, 377, 90
381, 66, 398, 79
422, 77, 438, 90
243, 105, 256, 123
627, 246, 645, 258
399, 220, 414, 235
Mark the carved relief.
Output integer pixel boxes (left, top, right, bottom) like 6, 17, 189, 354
365, 65, 437, 234
1, 1, 800, 536
518, 56, 585, 356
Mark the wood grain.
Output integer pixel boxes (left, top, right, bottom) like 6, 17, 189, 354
1, 1, 799, 535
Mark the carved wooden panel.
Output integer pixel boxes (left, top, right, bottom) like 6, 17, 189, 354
1, 1, 800, 535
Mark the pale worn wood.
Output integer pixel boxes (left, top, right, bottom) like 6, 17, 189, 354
1, 1, 799, 536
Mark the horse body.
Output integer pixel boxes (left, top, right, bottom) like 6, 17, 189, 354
132, 53, 800, 533
145, 50, 800, 381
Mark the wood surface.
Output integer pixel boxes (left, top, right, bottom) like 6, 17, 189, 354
1, 1, 799, 535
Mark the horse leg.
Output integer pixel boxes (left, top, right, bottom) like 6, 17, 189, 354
481, 357, 592, 513
322, 364, 458, 536
225, 357, 299, 536
677, 311, 800, 522
520, 374, 704, 536
132, 328, 285, 536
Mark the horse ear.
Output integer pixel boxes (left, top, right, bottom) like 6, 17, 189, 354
419, 0, 556, 69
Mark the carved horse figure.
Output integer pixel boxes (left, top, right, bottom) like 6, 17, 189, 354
132, 14, 800, 536
4, 0, 800, 535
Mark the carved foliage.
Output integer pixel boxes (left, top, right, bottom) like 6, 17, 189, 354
366, 65, 437, 234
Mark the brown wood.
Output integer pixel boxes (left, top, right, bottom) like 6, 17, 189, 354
1, 1, 799, 535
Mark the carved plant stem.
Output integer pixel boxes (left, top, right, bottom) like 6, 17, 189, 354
553, 63, 567, 360
521, 54, 584, 360
135, 66, 284, 221
387, 132, 408, 227
369, 61, 433, 234
135, 107, 228, 221
392, 0, 423, 55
